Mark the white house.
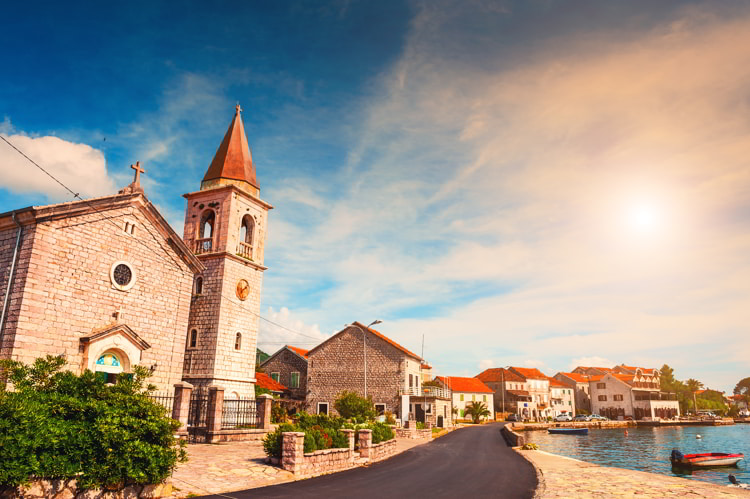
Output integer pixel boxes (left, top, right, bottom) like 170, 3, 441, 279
435, 376, 494, 421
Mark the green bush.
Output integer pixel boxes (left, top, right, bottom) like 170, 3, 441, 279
370, 422, 394, 444
416, 421, 426, 430
262, 413, 350, 458
333, 391, 375, 421
0, 355, 186, 489
262, 423, 298, 458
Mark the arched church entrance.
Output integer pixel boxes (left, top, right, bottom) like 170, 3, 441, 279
94, 349, 131, 384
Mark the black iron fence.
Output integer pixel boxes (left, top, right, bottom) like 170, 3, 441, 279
221, 398, 259, 429
146, 392, 174, 414
188, 388, 209, 428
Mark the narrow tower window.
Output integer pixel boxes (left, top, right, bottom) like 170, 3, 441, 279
238, 215, 254, 259
235, 333, 242, 350
189, 329, 198, 349
197, 210, 215, 254
194, 277, 203, 295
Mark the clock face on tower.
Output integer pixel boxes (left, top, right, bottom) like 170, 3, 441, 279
236, 279, 250, 301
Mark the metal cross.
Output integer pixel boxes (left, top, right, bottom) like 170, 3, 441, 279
131, 161, 145, 186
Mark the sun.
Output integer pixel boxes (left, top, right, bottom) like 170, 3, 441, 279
627, 202, 661, 233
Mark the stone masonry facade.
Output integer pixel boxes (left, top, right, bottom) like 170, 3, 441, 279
0, 194, 198, 392
307, 325, 421, 419
260, 347, 308, 400
181, 183, 270, 399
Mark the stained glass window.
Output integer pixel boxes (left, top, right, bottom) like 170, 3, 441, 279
96, 353, 121, 367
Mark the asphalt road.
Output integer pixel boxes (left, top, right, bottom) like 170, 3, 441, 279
199, 423, 537, 499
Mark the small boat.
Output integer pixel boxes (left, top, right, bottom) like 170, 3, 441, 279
670, 450, 744, 468
548, 428, 588, 435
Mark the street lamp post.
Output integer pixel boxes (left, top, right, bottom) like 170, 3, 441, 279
350, 320, 382, 399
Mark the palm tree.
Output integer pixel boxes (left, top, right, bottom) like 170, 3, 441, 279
686, 378, 704, 415
463, 401, 491, 424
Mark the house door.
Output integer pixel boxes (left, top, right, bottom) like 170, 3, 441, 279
437, 415, 444, 427
415, 403, 425, 423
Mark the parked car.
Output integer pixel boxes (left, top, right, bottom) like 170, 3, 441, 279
573, 414, 591, 421
590, 414, 608, 421
555, 414, 572, 422
506, 413, 518, 422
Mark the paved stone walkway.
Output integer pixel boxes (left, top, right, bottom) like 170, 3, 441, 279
170, 434, 434, 498
520, 449, 750, 498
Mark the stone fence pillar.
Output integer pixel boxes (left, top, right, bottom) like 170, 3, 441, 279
172, 381, 193, 435
281, 432, 305, 474
206, 385, 225, 442
341, 429, 355, 462
257, 394, 273, 429
358, 429, 372, 459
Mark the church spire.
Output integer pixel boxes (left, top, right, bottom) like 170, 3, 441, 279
201, 104, 259, 194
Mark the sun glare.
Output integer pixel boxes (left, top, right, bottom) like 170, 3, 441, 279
627, 202, 660, 233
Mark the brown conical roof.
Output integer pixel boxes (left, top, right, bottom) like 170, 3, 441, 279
202, 104, 258, 189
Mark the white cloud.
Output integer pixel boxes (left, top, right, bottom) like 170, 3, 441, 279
0, 133, 116, 201
256, 306, 328, 355
478, 359, 496, 371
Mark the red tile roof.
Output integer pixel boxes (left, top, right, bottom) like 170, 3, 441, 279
286, 345, 309, 359
353, 321, 422, 361
476, 368, 525, 383
203, 105, 259, 188
589, 375, 605, 382
558, 372, 589, 383
256, 372, 287, 392
509, 367, 548, 380
548, 377, 567, 388
435, 376, 494, 394
421, 363, 432, 370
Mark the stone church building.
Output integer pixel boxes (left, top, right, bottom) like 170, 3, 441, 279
0, 105, 269, 398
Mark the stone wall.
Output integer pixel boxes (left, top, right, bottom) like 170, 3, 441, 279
261, 347, 308, 399
1, 478, 172, 499
501, 425, 526, 447
307, 326, 413, 418
0, 196, 194, 392
280, 429, 397, 476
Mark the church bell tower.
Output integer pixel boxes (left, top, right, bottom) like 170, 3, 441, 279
181, 104, 272, 398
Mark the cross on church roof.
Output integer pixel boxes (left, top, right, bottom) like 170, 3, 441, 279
235, 103, 242, 114
131, 161, 145, 186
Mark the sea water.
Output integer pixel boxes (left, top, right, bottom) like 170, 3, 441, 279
524, 424, 750, 487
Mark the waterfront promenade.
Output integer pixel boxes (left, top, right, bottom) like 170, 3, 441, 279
521, 450, 750, 498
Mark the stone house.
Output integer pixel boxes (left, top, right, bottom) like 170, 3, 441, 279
573, 366, 614, 376
435, 376, 494, 421
509, 367, 552, 420
589, 371, 679, 420
1, 105, 271, 397
306, 322, 440, 423
259, 345, 309, 400
554, 372, 592, 414
548, 377, 576, 417
475, 367, 527, 414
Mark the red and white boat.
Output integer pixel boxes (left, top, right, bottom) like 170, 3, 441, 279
671, 450, 745, 468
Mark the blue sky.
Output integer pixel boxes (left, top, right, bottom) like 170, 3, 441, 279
2, 0, 750, 394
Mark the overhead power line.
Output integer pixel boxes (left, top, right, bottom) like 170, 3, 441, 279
1, 135, 321, 343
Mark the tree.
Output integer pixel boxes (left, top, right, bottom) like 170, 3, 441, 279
685, 378, 704, 414
734, 377, 750, 402
463, 401, 491, 424
334, 390, 375, 421
660, 364, 677, 391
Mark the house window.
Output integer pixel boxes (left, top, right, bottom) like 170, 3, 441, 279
460, 394, 464, 401
483, 395, 487, 402
188, 329, 198, 349
235, 333, 242, 350
614, 394, 624, 401
317, 402, 329, 415
374, 404, 386, 415
290, 372, 300, 389
472, 394, 476, 401
271, 372, 280, 382
597, 383, 606, 389
598, 395, 607, 401
568, 401, 571, 405
409, 374, 413, 387
194, 277, 203, 295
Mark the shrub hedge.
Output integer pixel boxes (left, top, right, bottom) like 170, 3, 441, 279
0, 356, 186, 489
262, 412, 350, 458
